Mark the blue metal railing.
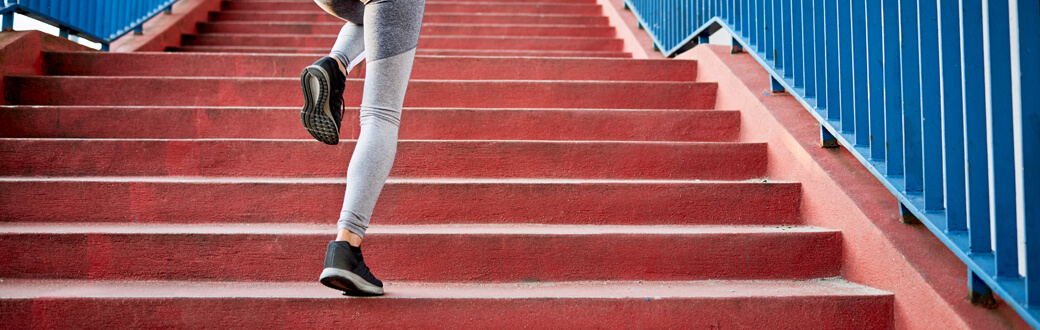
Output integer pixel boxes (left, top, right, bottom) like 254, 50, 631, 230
0, 0, 179, 50
625, 0, 1040, 327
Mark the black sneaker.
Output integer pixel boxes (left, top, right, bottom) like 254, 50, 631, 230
300, 56, 347, 145
319, 240, 384, 296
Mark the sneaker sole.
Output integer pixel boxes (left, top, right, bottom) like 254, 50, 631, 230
300, 65, 340, 145
319, 267, 385, 296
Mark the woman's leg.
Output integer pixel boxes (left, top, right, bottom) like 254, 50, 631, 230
337, 0, 425, 243
315, 0, 425, 296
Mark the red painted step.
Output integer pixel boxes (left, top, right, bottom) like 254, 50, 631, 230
197, 22, 617, 37
0, 178, 802, 225
180, 34, 624, 51
5, 76, 717, 109
0, 279, 893, 329
0, 106, 739, 141
44, 53, 693, 80
0, 139, 767, 179
0, 223, 840, 281
209, 11, 609, 25
221, 1, 603, 15
232, 0, 600, 3
166, 45, 632, 58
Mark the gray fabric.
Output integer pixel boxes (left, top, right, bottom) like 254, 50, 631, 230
329, 23, 365, 73
318, 0, 425, 238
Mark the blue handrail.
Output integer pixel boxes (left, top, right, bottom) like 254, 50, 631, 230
0, 0, 179, 50
625, 0, 1039, 327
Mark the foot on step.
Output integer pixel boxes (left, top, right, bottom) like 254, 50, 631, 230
319, 240, 385, 296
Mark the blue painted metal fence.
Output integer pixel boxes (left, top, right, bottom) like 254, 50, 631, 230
0, 0, 179, 50
624, 0, 1040, 326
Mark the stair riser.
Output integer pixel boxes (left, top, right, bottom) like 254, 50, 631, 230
198, 22, 616, 37
0, 107, 739, 141
44, 53, 694, 80
181, 35, 624, 51
6, 77, 717, 109
0, 140, 767, 180
210, 12, 609, 25
232, 0, 601, 3
0, 231, 840, 281
222, 2, 603, 15
0, 296, 893, 329
167, 46, 631, 58
0, 181, 802, 225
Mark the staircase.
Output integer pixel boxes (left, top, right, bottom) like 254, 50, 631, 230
0, 0, 894, 328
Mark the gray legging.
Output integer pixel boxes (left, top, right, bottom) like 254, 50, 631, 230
313, 0, 425, 238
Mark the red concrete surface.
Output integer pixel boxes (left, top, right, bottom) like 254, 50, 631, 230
166, 45, 632, 57
685, 45, 1030, 329
0, 223, 840, 281
198, 22, 617, 37
0, 178, 802, 225
43, 52, 693, 80
109, 0, 223, 52
5, 76, 717, 108
210, 11, 609, 25
222, 1, 604, 15
0, 31, 89, 106
0, 279, 892, 329
0, 139, 767, 180
0, 106, 739, 141
180, 34, 624, 51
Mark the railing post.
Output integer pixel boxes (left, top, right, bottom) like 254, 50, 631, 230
771, 75, 785, 93
968, 269, 997, 308
2, 11, 13, 31
986, 0, 1019, 279
901, 0, 922, 194
960, 0, 990, 253
900, 204, 922, 225
882, 0, 902, 176
919, 0, 945, 212
866, 0, 884, 160
940, 0, 967, 232
1018, 0, 1040, 307
838, 0, 853, 133
731, 38, 743, 53
821, 126, 839, 148
824, 0, 839, 120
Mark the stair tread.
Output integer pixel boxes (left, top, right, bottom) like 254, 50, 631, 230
0, 176, 788, 184
0, 278, 889, 299
0, 222, 831, 235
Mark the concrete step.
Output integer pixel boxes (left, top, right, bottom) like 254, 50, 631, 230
180, 34, 624, 52
0, 139, 766, 180
197, 22, 616, 37
166, 45, 632, 58
5, 76, 717, 109
0, 177, 801, 225
0, 223, 840, 282
209, 11, 609, 25
0, 279, 893, 329
221, 1, 603, 15
0, 106, 739, 141
43, 53, 691, 80
230, 0, 600, 3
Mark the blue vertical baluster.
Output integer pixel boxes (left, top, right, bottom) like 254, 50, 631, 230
802, 0, 815, 97
1018, 0, 1040, 307
901, 0, 922, 193
825, 0, 839, 120
960, 0, 989, 253
919, 0, 944, 212
791, 0, 803, 88
866, 0, 884, 160
852, 0, 868, 147
883, 0, 901, 176
839, 0, 853, 132
764, 0, 774, 61
986, 0, 1017, 278
939, 0, 966, 232
782, 0, 793, 79
813, 0, 826, 107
